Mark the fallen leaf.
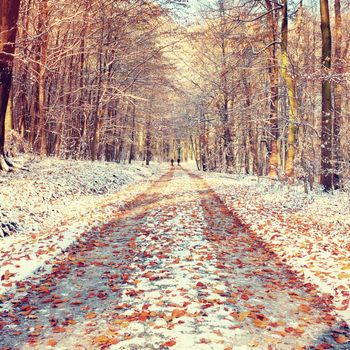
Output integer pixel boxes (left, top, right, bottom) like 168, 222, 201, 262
171, 309, 186, 319
52, 327, 65, 333
298, 304, 311, 313
241, 294, 249, 301
85, 312, 97, 319
253, 319, 267, 328
334, 335, 349, 344
238, 311, 250, 321
47, 339, 57, 347
93, 335, 111, 344
162, 340, 176, 347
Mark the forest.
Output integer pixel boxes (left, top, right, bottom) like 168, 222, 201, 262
1, 1, 350, 349
0, 0, 348, 192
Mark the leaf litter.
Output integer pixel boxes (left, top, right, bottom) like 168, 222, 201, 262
0, 167, 349, 349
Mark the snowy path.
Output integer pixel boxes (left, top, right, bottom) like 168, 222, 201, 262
0, 169, 349, 349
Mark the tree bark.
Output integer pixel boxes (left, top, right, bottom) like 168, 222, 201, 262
0, 0, 21, 170
265, 0, 280, 178
320, 0, 333, 191
281, 0, 299, 178
219, 0, 234, 171
145, 114, 151, 165
129, 102, 136, 164
38, 0, 49, 157
333, 0, 342, 188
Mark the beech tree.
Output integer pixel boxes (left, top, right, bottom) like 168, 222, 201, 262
281, 0, 299, 179
1, 0, 349, 194
0, 0, 21, 171
6, 0, 178, 164
320, 0, 332, 191
169, 0, 349, 191
264, 0, 280, 178
332, 0, 347, 188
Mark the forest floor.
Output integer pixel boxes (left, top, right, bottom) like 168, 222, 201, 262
0, 165, 349, 349
0, 157, 162, 296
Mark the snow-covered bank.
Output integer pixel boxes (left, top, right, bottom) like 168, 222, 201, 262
190, 167, 350, 323
0, 156, 162, 237
0, 157, 165, 297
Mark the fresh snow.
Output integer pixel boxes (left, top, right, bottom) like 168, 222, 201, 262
187, 164, 350, 325
0, 157, 164, 297
0, 162, 349, 349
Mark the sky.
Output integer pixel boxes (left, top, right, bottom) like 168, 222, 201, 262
164, 0, 215, 23
166, 0, 322, 25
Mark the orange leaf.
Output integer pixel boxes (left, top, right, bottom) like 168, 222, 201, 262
171, 309, 186, 319
162, 340, 176, 347
47, 339, 57, 347
85, 312, 97, 319
334, 335, 349, 344
226, 298, 236, 304
298, 304, 311, 313
52, 327, 65, 333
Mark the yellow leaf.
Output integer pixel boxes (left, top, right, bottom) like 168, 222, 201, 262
93, 336, 110, 344
85, 312, 97, 319
253, 319, 267, 328
238, 311, 250, 321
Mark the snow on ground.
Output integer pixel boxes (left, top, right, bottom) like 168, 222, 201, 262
0, 156, 162, 237
1, 168, 346, 350
183, 163, 350, 324
0, 156, 164, 297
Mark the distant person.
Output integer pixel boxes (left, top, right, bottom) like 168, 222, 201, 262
177, 158, 180, 166
171, 158, 174, 166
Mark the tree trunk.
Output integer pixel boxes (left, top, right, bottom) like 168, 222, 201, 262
265, 0, 280, 178
0, 0, 21, 171
219, 0, 234, 171
319, 0, 333, 191
38, 0, 49, 157
129, 102, 136, 164
333, 0, 342, 188
281, 0, 299, 178
145, 114, 151, 165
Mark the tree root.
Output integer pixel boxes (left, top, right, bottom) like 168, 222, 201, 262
0, 155, 29, 172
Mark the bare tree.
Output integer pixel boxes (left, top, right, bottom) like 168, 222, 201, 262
0, 0, 21, 171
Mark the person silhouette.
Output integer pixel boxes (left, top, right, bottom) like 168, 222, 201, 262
177, 158, 180, 166
171, 158, 174, 166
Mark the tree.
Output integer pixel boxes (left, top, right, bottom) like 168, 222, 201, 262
319, 0, 332, 191
281, 0, 299, 178
265, 0, 280, 178
0, 0, 21, 171
332, 0, 343, 188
